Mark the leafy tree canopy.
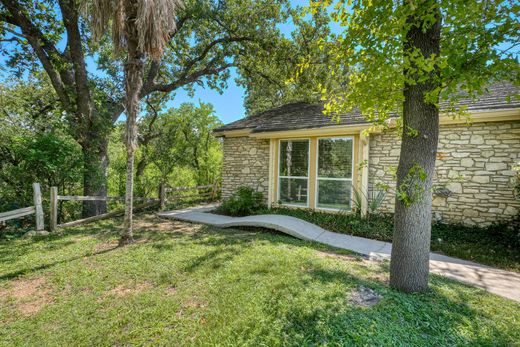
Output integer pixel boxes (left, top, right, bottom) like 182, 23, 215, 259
306, 0, 519, 127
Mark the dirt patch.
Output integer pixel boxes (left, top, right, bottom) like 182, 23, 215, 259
176, 297, 209, 319
93, 239, 119, 253
105, 282, 152, 298
367, 272, 389, 284
165, 285, 177, 295
183, 298, 208, 309
134, 216, 202, 234
0, 276, 53, 316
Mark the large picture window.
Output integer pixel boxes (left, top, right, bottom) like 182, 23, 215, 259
278, 139, 309, 206
316, 137, 353, 210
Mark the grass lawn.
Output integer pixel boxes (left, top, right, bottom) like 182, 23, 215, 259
255, 207, 520, 272
1, 214, 519, 346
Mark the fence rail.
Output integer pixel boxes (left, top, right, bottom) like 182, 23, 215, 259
57, 195, 160, 202
2, 182, 220, 233
0, 206, 36, 222
0, 183, 44, 232
51, 181, 220, 231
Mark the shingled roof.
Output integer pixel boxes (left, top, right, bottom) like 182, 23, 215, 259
214, 82, 520, 135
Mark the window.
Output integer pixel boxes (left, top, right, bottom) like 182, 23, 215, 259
278, 139, 309, 206
316, 137, 353, 210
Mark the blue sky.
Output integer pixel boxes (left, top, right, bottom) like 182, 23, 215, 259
171, 0, 322, 125
170, 67, 247, 125
0, 0, 339, 125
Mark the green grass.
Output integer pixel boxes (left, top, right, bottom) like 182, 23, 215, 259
256, 207, 520, 272
1, 214, 519, 346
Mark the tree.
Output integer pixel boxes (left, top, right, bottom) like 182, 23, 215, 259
0, 76, 82, 213
310, 0, 519, 292
0, 0, 292, 216
85, 0, 184, 245
135, 102, 223, 191
236, 6, 338, 115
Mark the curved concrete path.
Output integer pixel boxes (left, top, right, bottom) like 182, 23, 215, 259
158, 204, 520, 303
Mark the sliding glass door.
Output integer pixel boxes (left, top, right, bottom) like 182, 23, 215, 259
278, 139, 309, 206
316, 137, 353, 210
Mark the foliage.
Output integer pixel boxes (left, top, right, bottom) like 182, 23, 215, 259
0, 215, 519, 345
352, 187, 387, 218
107, 102, 223, 198
217, 186, 265, 217
237, 6, 339, 115
513, 162, 520, 199
257, 207, 520, 272
305, 0, 519, 292
0, 0, 299, 213
0, 78, 82, 214
395, 163, 428, 207
307, 0, 519, 125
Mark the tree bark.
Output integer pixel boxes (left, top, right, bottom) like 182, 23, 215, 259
389, 0, 441, 293
81, 136, 109, 217
119, 0, 144, 246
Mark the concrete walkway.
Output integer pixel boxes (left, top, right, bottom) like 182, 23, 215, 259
158, 204, 520, 303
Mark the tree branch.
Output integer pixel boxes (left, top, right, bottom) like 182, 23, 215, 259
0, 0, 74, 110
183, 36, 252, 74
150, 62, 234, 94
58, 0, 93, 120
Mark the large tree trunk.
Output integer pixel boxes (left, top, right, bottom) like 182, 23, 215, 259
119, 0, 144, 246
81, 136, 109, 217
389, 0, 441, 293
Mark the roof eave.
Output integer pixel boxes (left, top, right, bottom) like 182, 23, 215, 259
215, 108, 520, 138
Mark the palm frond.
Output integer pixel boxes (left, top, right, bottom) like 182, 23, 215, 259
82, 0, 117, 43
83, 0, 184, 60
136, 0, 184, 60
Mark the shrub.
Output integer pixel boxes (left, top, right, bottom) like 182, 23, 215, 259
217, 186, 265, 216
352, 187, 387, 218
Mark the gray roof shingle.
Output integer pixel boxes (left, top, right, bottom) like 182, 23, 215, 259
214, 82, 520, 134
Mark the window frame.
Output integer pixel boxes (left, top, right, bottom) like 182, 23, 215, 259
277, 138, 310, 208
314, 136, 355, 211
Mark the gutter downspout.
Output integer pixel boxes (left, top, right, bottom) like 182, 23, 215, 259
360, 131, 370, 217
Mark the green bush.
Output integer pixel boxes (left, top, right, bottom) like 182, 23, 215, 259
217, 186, 265, 216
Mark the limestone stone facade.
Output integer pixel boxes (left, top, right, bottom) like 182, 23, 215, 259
368, 121, 520, 225
221, 121, 519, 225
222, 136, 270, 201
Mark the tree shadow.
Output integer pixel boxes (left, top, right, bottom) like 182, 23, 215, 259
251, 262, 517, 346
0, 245, 119, 281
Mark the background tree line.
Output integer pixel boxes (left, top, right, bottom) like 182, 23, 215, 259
0, 74, 222, 223
0, 0, 334, 222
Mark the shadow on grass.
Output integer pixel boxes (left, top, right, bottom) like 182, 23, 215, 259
1, 213, 517, 345
0, 245, 119, 281
259, 263, 516, 346
0, 219, 121, 266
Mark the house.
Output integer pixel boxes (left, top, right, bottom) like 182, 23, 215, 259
214, 83, 520, 225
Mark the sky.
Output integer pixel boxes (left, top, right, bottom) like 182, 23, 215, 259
169, 0, 333, 125
169, 67, 247, 125
0, 0, 340, 125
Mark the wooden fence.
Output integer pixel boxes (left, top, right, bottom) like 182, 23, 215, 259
50, 181, 220, 231
1, 182, 220, 233
0, 183, 45, 232
159, 182, 219, 210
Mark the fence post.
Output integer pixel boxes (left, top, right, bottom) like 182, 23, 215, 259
159, 183, 166, 210
211, 181, 218, 200
50, 187, 58, 231
32, 182, 45, 231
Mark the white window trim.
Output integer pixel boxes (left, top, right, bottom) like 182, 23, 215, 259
277, 138, 310, 208
315, 136, 355, 211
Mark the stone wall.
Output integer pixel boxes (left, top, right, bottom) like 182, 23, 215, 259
222, 136, 270, 201
368, 121, 520, 225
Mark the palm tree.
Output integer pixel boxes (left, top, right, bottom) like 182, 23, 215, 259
85, 0, 184, 245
